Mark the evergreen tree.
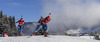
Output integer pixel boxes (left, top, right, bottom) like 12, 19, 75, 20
0, 10, 17, 36
0, 10, 3, 18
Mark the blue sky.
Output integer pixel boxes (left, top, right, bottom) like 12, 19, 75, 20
0, 0, 44, 22
1, 0, 100, 22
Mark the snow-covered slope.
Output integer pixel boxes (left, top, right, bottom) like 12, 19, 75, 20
92, 26, 100, 32
0, 35, 99, 42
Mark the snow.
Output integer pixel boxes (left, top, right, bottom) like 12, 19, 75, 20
0, 35, 99, 42
66, 28, 82, 35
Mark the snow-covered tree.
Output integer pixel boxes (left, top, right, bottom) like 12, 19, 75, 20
0, 10, 16, 36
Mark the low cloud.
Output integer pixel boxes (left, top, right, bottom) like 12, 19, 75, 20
42, 0, 100, 34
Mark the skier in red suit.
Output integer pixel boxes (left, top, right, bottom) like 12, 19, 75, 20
32, 16, 51, 37
16, 18, 25, 36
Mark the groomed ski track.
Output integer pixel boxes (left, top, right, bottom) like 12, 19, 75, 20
0, 35, 99, 42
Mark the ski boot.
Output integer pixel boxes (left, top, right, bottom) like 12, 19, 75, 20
44, 32, 47, 37
31, 33, 35, 36
16, 34, 18, 36
19, 33, 21, 36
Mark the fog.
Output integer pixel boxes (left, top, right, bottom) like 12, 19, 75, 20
42, 0, 100, 34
